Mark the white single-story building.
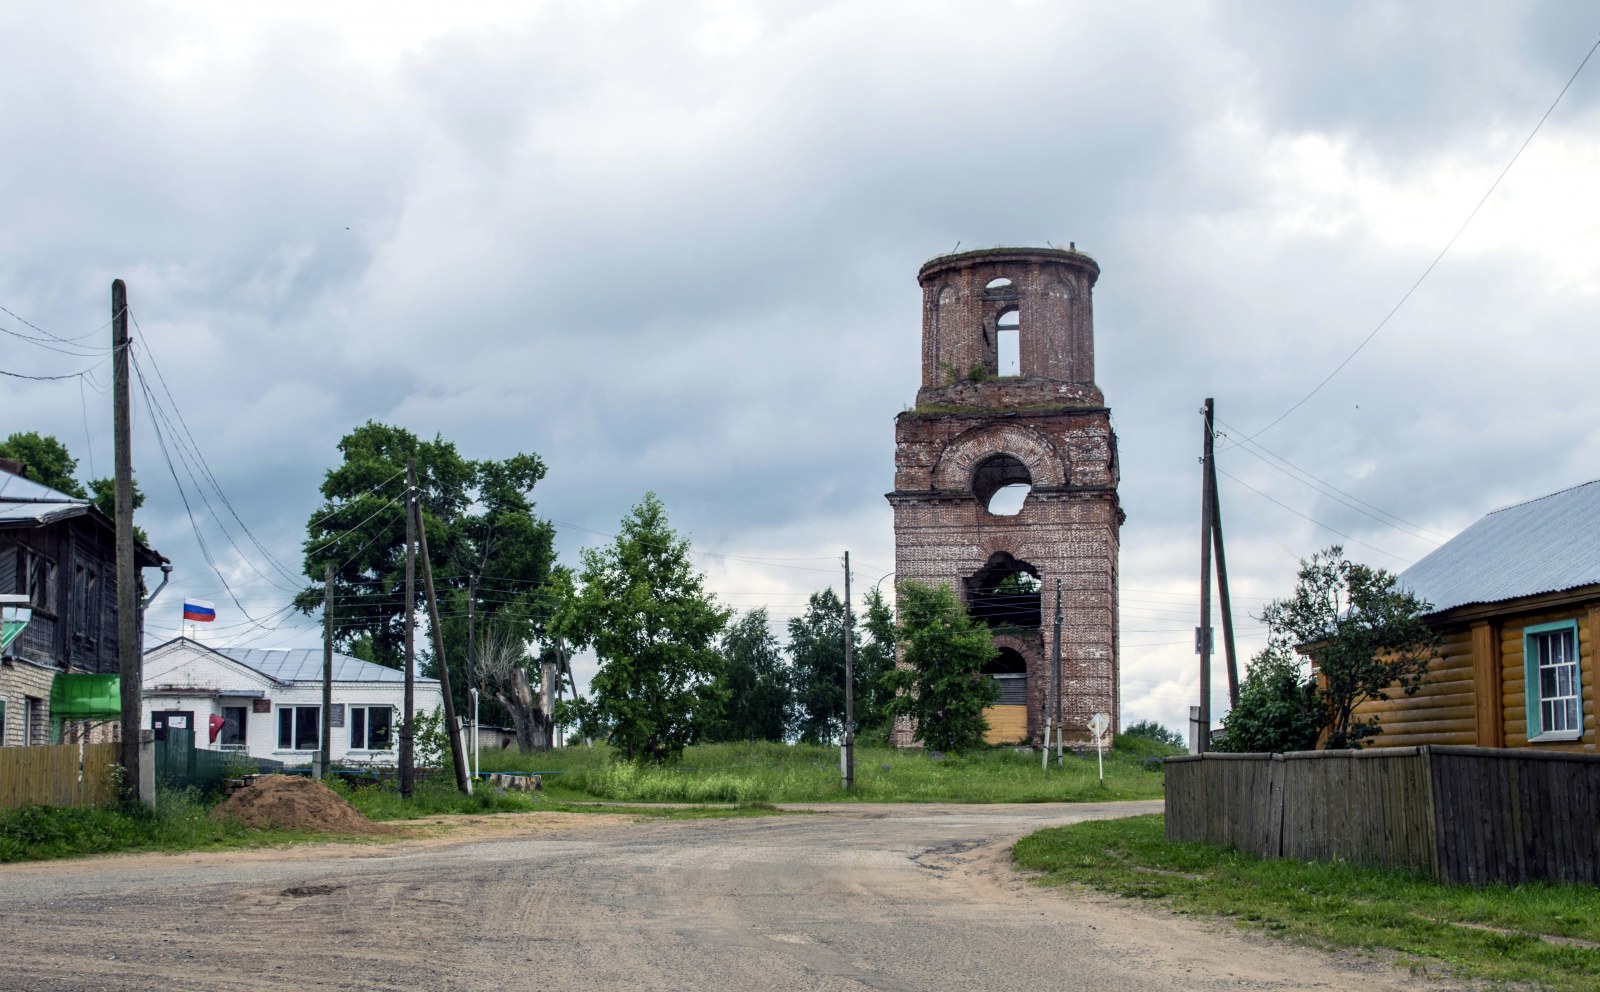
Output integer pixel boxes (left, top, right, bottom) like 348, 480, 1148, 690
141, 637, 444, 767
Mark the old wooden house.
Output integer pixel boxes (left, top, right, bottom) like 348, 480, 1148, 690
1352, 479, 1599, 752
0, 463, 166, 746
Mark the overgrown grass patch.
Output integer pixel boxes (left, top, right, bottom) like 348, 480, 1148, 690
1013, 814, 1600, 992
0, 791, 322, 863
477, 738, 1168, 804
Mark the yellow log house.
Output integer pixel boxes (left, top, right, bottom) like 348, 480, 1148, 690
1353, 480, 1599, 753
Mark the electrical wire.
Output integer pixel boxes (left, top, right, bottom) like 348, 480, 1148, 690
1234, 35, 1600, 445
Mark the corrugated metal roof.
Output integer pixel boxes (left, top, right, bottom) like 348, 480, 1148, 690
222, 647, 438, 684
0, 472, 82, 503
1399, 479, 1600, 615
0, 473, 91, 525
0, 498, 89, 525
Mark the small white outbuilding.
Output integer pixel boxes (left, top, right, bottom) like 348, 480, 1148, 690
141, 636, 444, 767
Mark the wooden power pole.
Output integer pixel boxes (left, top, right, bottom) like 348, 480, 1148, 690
112, 279, 141, 802
842, 551, 855, 791
414, 495, 471, 793
400, 459, 416, 798
319, 563, 332, 780
1211, 469, 1240, 709
1197, 398, 1216, 753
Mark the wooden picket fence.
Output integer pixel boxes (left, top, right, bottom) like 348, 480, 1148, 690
0, 741, 120, 809
1166, 745, 1600, 887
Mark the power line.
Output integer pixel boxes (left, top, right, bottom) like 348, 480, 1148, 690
1215, 418, 1449, 543
1217, 466, 1415, 566
1235, 35, 1600, 444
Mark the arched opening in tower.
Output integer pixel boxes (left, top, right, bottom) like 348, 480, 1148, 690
997, 306, 1020, 377
981, 647, 1028, 704
972, 453, 1031, 516
964, 551, 1042, 630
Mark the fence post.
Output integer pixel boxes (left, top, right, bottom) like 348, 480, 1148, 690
137, 730, 156, 807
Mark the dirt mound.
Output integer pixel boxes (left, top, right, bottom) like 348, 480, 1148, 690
210, 775, 389, 834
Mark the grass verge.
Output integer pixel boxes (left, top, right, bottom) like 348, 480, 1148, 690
478, 737, 1169, 804
1012, 814, 1600, 992
0, 790, 327, 863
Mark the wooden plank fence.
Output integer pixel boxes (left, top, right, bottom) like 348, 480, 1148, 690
0, 742, 120, 809
1166, 745, 1600, 887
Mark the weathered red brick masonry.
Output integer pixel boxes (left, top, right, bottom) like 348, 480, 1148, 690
889, 247, 1122, 746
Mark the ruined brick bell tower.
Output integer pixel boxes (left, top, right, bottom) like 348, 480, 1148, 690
888, 247, 1121, 746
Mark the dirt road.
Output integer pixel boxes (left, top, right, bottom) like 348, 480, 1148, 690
2, 800, 1462, 992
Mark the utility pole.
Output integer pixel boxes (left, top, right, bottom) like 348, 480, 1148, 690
319, 563, 332, 780
112, 279, 141, 802
1197, 398, 1216, 753
400, 459, 416, 798
1211, 473, 1240, 709
466, 574, 477, 700
414, 495, 471, 793
842, 551, 855, 791
1053, 577, 1064, 766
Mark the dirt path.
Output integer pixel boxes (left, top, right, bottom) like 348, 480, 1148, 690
1, 800, 1466, 992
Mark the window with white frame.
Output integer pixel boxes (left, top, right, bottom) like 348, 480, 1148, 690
1525, 620, 1583, 741
277, 705, 321, 751
349, 705, 394, 750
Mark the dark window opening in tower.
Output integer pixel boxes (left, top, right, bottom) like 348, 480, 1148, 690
965, 551, 1042, 630
972, 452, 1030, 515
982, 647, 1028, 704
997, 307, 1019, 377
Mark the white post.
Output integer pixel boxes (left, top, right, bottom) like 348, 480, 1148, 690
470, 688, 480, 780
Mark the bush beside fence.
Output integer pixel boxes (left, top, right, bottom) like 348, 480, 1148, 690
1166, 745, 1600, 887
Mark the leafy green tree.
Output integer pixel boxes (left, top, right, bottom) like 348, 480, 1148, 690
1122, 719, 1185, 750
852, 586, 898, 741
0, 432, 147, 543
1216, 646, 1322, 753
789, 589, 849, 744
1247, 546, 1440, 750
294, 422, 558, 724
0, 431, 85, 495
706, 609, 792, 742
881, 579, 997, 753
553, 493, 730, 764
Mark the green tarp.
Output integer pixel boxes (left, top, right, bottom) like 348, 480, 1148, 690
50, 673, 121, 719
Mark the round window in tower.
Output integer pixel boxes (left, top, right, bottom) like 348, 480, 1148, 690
972, 454, 1031, 516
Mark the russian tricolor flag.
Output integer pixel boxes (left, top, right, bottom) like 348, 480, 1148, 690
182, 599, 217, 622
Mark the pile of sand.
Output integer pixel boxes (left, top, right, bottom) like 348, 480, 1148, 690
210, 775, 389, 834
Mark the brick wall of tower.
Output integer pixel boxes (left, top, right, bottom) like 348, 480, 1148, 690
888, 247, 1121, 749
889, 410, 1121, 746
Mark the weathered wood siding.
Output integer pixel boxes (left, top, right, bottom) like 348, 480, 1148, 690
1500, 608, 1598, 753
1429, 747, 1600, 886
1164, 752, 1284, 854
0, 741, 119, 809
982, 704, 1028, 744
1166, 746, 1600, 886
1276, 748, 1436, 870
1346, 627, 1476, 747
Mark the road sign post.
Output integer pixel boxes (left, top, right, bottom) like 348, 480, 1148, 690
1087, 712, 1111, 782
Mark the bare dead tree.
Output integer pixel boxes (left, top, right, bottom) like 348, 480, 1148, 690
477, 622, 550, 751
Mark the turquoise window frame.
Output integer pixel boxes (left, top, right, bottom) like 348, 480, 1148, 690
1524, 619, 1583, 742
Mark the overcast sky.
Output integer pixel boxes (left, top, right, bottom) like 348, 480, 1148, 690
4, 1, 1599, 736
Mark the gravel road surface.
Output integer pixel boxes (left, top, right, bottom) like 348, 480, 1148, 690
1, 800, 1462, 992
